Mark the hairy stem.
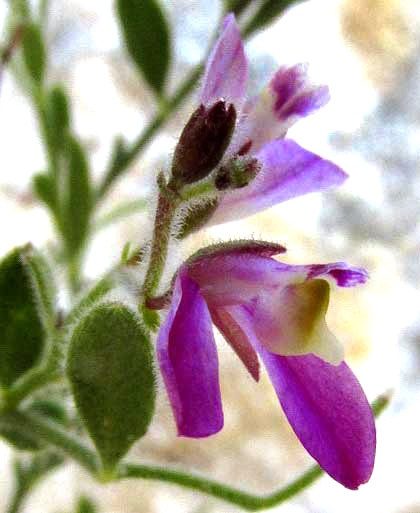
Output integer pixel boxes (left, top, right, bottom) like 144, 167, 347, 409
0, 411, 98, 474
0, 395, 389, 511
141, 179, 180, 298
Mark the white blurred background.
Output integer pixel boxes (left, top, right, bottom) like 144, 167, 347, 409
1, 0, 420, 511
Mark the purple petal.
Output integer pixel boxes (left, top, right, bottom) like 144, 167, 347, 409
200, 14, 248, 106
307, 262, 369, 286
270, 65, 330, 121
227, 306, 376, 489
211, 139, 348, 225
156, 270, 223, 437
188, 253, 284, 307
210, 307, 260, 381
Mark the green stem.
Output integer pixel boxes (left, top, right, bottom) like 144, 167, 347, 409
6, 466, 28, 513
119, 463, 322, 511
2, 365, 60, 411
0, 395, 389, 512
141, 180, 180, 298
0, 411, 99, 474
97, 64, 203, 201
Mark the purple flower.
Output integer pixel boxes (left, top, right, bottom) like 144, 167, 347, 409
157, 243, 375, 490
197, 14, 346, 225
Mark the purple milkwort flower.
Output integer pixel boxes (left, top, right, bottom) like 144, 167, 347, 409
197, 14, 346, 225
157, 243, 375, 490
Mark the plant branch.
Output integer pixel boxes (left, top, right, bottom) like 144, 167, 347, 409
1, 395, 389, 511
0, 411, 99, 475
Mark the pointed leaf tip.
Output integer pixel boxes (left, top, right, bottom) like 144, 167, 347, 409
67, 303, 156, 470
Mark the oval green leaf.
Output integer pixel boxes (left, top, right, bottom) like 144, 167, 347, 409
116, 0, 171, 97
0, 247, 46, 388
22, 21, 46, 84
67, 303, 156, 471
62, 135, 92, 258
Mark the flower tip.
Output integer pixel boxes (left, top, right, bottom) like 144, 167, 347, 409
177, 418, 224, 438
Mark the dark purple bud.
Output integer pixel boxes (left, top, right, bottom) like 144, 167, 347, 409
215, 157, 261, 190
171, 101, 236, 188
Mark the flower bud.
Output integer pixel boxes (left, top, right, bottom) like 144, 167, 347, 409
215, 157, 260, 190
171, 101, 236, 187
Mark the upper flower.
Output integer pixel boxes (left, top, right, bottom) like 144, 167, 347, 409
157, 242, 375, 490
171, 14, 347, 228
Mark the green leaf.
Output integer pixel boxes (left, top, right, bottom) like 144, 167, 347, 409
20, 244, 57, 335
65, 275, 114, 327
76, 496, 97, 513
0, 422, 42, 451
22, 21, 46, 84
33, 172, 56, 212
62, 136, 92, 257
0, 400, 67, 451
46, 84, 71, 152
116, 0, 170, 96
224, 0, 254, 17
67, 303, 156, 471
0, 247, 46, 388
244, 0, 301, 36
94, 198, 147, 231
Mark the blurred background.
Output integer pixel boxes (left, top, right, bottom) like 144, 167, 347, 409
1, 0, 420, 511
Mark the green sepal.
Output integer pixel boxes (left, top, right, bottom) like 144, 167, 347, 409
22, 21, 46, 84
62, 135, 92, 258
67, 303, 156, 471
116, 0, 171, 97
139, 303, 160, 332
0, 245, 55, 388
176, 198, 219, 239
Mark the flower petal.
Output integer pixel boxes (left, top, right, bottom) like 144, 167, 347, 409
227, 306, 376, 489
210, 307, 260, 381
250, 279, 344, 365
157, 270, 223, 437
229, 65, 329, 155
188, 253, 284, 307
211, 139, 348, 225
270, 65, 329, 121
200, 14, 248, 107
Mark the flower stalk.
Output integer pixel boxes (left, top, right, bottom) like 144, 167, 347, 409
141, 174, 181, 300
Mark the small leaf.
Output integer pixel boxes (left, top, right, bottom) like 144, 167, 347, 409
33, 172, 56, 212
244, 0, 301, 36
67, 303, 156, 471
0, 423, 41, 451
65, 275, 113, 327
21, 244, 57, 335
0, 247, 46, 387
94, 198, 147, 232
224, 0, 254, 16
116, 0, 170, 96
46, 84, 71, 152
22, 21, 46, 84
76, 496, 97, 513
62, 136, 92, 257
